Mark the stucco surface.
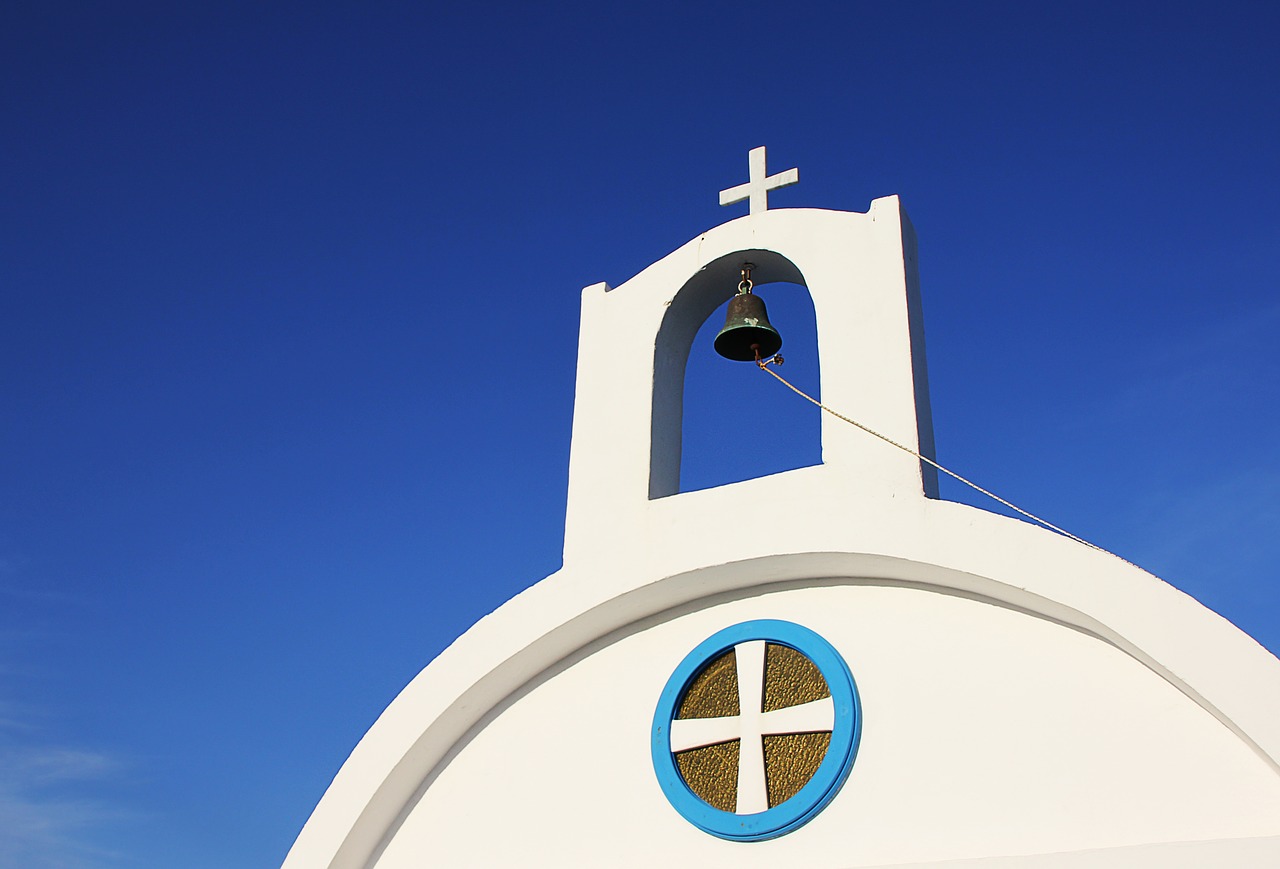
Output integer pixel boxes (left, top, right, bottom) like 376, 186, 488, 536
375, 583, 1280, 867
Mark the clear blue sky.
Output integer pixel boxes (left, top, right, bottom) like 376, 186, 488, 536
2, 3, 1277, 866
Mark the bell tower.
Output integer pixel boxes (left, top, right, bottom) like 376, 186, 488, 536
564, 146, 937, 571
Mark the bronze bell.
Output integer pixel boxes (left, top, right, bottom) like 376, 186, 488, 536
714, 291, 783, 361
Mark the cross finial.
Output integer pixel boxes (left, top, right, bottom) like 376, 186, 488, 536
718, 146, 799, 215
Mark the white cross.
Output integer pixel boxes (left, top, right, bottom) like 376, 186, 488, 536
718, 146, 799, 216
668, 640, 834, 815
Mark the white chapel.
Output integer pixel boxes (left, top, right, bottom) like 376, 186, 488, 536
284, 149, 1280, 867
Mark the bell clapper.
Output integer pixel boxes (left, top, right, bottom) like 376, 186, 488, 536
752, 344, 784, 368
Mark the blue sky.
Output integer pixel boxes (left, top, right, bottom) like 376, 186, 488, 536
2, 3, 1277, 866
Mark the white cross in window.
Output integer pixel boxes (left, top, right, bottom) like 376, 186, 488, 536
668, 640, 834, 815
718, 146, 800, 216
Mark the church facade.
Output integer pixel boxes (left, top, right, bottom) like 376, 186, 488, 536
285, 151, 1280, 867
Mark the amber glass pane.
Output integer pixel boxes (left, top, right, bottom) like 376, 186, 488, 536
762, 643, 829, 712
677, 649, 739, 719
675, 741, 740, 812
763, 732, 831, 806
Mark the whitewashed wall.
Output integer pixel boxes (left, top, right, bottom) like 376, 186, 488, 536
285, 202, 1280, 868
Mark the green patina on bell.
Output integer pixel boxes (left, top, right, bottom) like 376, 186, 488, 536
713, 291, 783, 361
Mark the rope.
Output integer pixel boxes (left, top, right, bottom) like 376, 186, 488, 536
754, 356, 1139, 567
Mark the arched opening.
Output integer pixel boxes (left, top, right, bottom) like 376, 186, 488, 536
650, 251, 821, 498
680, 283, 820, 492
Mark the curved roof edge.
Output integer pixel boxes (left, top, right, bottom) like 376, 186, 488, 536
282, 499, 1280, 868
